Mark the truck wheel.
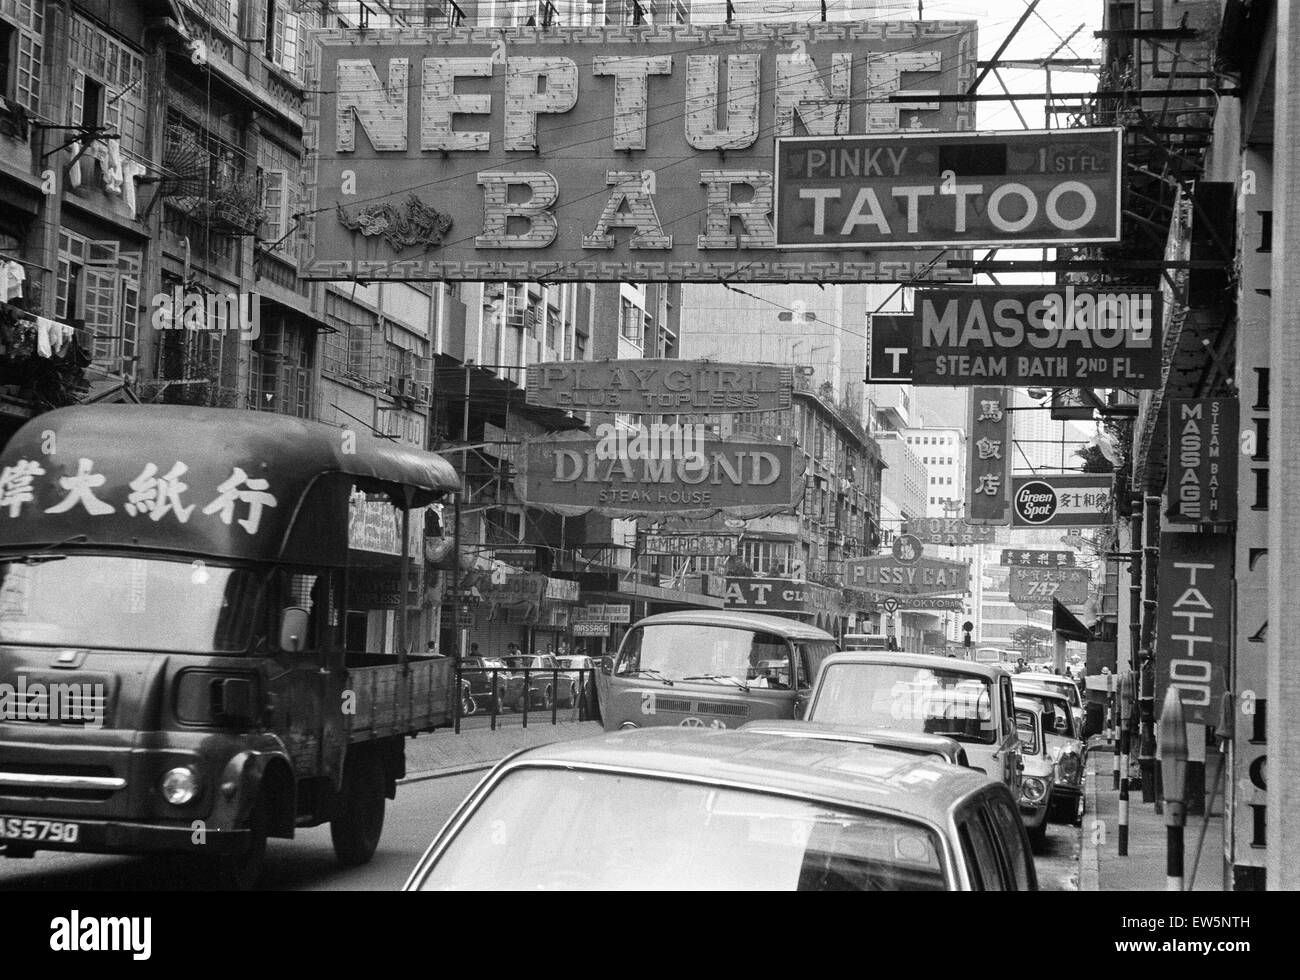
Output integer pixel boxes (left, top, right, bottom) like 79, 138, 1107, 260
212, 795, 270, 891
331, 750, 386, 867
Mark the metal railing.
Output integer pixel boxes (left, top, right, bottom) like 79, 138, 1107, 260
452, 665, 600, 734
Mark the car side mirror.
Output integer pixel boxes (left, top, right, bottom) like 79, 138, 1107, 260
279, 606, 309, 653
600, 657, 613, 675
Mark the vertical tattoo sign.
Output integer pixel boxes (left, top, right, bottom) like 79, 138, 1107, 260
966, 386, 1010, 525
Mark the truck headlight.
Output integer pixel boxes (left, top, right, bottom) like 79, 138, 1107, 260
161, 766, 200, 806
1021, 777, 1047, 803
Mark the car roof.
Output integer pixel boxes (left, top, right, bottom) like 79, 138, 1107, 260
737, 720, 964, 757
630, 609, 836, 641
495, 728, 996, 821
1012, 682, 1073, 704
817, 651, 1009, 682
1018, 673, 1075, 686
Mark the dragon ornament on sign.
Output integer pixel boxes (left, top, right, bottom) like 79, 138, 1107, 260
336, 195, 452, 252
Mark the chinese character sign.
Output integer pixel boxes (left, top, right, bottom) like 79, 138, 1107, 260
966, 386, 1010, 524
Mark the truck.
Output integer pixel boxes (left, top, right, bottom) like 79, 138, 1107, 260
0, 406, 462, 888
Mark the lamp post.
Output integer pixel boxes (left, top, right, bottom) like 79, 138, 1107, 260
1159, 687, 1189, 891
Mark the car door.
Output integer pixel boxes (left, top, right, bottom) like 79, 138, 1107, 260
998, 676, 1023, 796
984, 791, 1038, 890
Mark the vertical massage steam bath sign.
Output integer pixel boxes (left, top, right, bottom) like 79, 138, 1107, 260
303, 21, 979, 283
1166, 398, 1238, 524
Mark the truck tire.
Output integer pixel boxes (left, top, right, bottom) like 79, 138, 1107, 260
331, 749, 386, 867
212, 794, 270, 891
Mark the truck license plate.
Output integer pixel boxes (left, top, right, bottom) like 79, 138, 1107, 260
0, 817, 80, 844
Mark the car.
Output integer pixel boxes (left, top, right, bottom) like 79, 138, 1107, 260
1013, 697, 1055, 849
737, 719, 972, 767
403, 729, 1038, 891
1016, 672, 1085, 732
556, 654, 596, 701
503, 654, 578, 709
804, 652, 1023, 796
1012, 681, 1085, 826
459, 656, 521, 713
602, 610, 838, 731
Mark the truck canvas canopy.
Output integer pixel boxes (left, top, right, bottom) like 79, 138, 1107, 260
0, 406, 461, 565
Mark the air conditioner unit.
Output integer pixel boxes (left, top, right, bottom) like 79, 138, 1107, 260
417, 382, 433, 405
386, 374, 402, 396
505, 311, 527, 330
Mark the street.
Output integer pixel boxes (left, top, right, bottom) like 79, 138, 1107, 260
0, 772, 482, 893
0, 768, 1079, 891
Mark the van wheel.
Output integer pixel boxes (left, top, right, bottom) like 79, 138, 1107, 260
211, 795, 270, 891
331, 750, 386, 867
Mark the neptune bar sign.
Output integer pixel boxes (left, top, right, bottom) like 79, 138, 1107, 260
304, 21, 978, 283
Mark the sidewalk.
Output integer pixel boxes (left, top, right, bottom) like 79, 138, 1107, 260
402, 720, 604, 780
1080, 744, 1224, 891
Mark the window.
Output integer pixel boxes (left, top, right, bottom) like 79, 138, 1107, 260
619, 298, 642, 346
265, 0, 300, 76
69, 14, 147, 160
0, 0, 41, 112
249, 315, 314, 418
56, 230, 141, 376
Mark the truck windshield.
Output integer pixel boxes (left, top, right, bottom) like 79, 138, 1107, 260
810, 663, 997, 745
615, 624, 793, 687
0, 556, 261, 654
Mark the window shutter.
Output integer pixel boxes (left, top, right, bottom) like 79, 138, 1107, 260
83, 265, 119, 363
69, 70, 85, 129
281, 11, 299, 75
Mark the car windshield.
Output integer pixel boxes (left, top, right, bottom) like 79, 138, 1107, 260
418, 768, 947, 891
615, 624, 793, 686
809, 663, 997, 745
1015, 692, 1075, 737
0, 555, 262, 654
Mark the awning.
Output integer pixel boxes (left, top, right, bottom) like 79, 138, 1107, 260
1052, 599, 1093, 642
433, 354, 586, 432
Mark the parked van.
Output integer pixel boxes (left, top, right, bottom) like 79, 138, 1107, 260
599, 611, 837, 731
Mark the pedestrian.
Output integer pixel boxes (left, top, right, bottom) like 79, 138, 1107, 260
469, 642, 480, 660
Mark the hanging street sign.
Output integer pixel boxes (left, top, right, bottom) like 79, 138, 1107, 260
1007, 565, 1091, 608
867, 313, 914, 382
641, 532, 740, 557
305, 22, 979, 284
1011, 474, 1113, 527
966, 386, 1011, 525
892, 533, 924, 563
515, 431, 804, 519
574, 603, 632, 624
525, 360, 792, 414
1154, 532, 1232, 726
903, 516, 997, 545
845, 555, 970, 597
1166, 397, 1238, 525
908, 285, 1162, 387
774, 127, 1123, 249
1001, 549, 1076, 567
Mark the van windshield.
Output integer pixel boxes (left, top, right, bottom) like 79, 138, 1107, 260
809, 663, 997, 745
0, 556, 262, 654
616, 624, 794, 687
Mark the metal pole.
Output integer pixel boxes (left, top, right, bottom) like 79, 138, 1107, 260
1268, 0, 1300, 891
1167, 824, 1185, 891
1139, 495, 1160, 804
